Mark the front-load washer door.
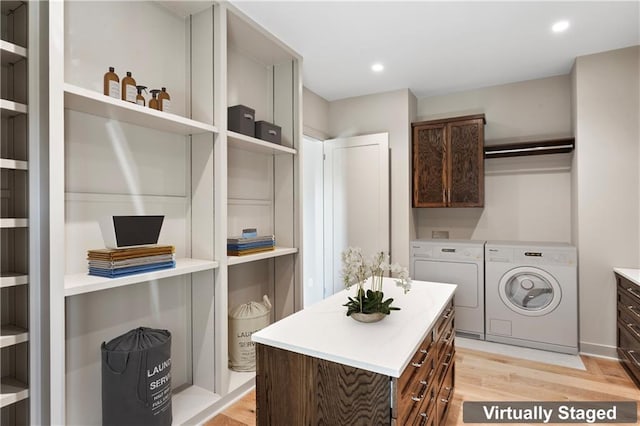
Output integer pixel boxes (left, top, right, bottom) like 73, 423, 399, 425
498, 266, 561, 316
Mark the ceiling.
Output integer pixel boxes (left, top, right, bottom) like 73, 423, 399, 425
231, 1, 640, 101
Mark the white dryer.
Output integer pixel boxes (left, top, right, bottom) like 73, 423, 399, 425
485, 241, 578, 354
410, 240, 485, 340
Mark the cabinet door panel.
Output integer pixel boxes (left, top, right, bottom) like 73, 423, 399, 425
413, 124, 446, 207
448, 119, 484, 207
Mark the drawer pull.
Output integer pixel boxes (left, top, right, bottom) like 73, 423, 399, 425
628, 305, 640, 318
442, 352, 453, 367
628, 350, 640, 366
411, 380, 429, 402
443, 331, 453, 343
627, 287, 640, 299
412, 349, 430, 368
420, 413, 429, 418
443, 309, 453, 319
441, 398, 449, 403
627, 323, 640, 339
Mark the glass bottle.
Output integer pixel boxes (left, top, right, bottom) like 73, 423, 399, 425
121, 71, 137, 103
103, 67, 120, 99
158, 87, 171, 113
136, 86, 148, 106
149, 89, 161, 110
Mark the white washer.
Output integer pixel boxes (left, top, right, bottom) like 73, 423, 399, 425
410, 240, 485, 340
485, 241, 578, 354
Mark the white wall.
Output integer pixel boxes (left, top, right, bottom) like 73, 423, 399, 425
415, 75, 573, 242
572, 46, 640, 356
328, 89, 414, 267
417, 75, 572, 143
303, 87, 330, 140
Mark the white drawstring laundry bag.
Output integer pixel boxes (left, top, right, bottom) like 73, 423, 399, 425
228, 295, 272, 371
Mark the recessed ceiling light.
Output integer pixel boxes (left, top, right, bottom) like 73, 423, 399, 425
371, 63, 384, 73
552, 20, 570, 33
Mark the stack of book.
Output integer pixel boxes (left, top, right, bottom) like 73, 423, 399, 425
227, 235, 275, 256
87, 245, 176, 278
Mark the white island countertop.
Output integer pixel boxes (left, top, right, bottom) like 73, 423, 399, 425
252, 278, 456, 378
614, 268, 640, 287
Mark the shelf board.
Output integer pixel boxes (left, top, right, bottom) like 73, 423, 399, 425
0, 325, 28, 348
228, 246, 298, 266
0, 273, 28, 288
0, 218, 28, 228
0, 377, 29, 408
64, 258, 219, 297
0, 40, 27, 66
227, 130, 296, 155
0, 99, 27, 118
228, 370, 255, 394
172, 385, 221, 426
64, 83, 218, 136
0, 158, 27, 170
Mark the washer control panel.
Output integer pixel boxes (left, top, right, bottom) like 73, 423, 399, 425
486, 246, 576, 266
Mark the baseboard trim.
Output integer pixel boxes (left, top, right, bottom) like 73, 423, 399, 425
579, 341, 618, 360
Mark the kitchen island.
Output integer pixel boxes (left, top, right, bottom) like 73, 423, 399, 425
614, 268, 640, 388
252, 278, 457, 425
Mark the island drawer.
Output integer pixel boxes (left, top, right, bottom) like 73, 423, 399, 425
435, 360, 455, 425
398, 330, 436, 395
436, 312, 455, 365
434, 299, 454, 342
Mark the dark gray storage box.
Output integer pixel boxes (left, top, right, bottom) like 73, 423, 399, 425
228, 105, 255, 137
255, 121, 281, 144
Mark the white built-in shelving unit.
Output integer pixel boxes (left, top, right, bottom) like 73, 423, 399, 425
47, 1, 301, 424
1, 0, 30, 423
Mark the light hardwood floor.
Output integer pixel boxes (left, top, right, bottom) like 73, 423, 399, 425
204, 347, 640, 425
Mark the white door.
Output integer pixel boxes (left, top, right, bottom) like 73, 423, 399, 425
323, 133, 389, 296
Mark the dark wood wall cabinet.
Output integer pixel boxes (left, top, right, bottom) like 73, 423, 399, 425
412, 114, 486, 208
616, 273, 640, 388
255, 300, 455, 425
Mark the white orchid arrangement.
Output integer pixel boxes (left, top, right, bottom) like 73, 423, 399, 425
341, 247, 412, 316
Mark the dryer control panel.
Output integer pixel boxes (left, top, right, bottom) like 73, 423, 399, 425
411, 241, 483, 261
